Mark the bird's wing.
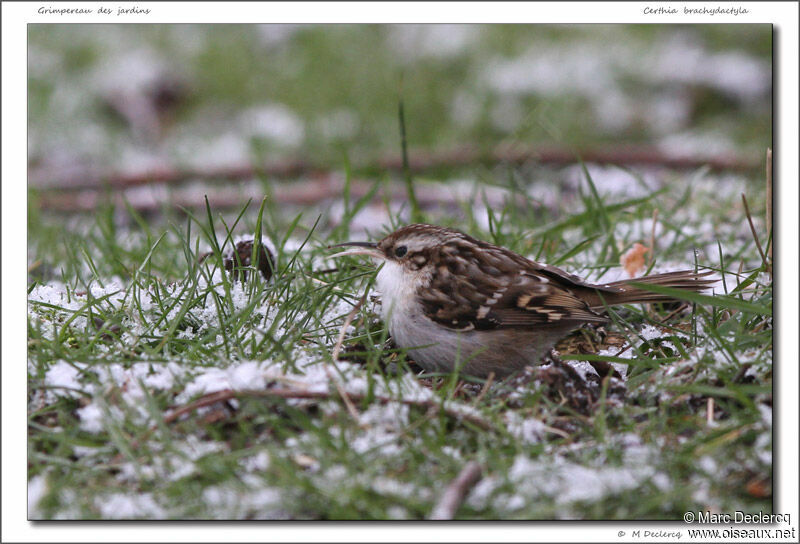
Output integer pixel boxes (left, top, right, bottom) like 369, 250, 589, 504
419, 250, 608, 331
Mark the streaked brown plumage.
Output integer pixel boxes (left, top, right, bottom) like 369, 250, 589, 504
332, 224, 715, 378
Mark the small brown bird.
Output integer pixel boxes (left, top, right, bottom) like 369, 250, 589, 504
331, 224, 714, 378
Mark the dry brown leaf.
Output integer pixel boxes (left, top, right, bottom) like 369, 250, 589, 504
621, 242, 649, 278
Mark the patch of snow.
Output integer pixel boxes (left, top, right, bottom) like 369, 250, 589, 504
563, 164, 661, 199
371, 477, 429, 500
651, 472, 671, 492
177, 131, 250, 170
467, 475, 501, 510
507, 453, 656, 508
242, 451, 271, 472
96, 493, 166, 519
754, 432, 772, 465
389, 24, 478, 60
505, 412, 547, 444
645, 38, 770, 102
639, 324, 664, 342
697, 455, 717, 474
387, 505, 409, 519
758, 403, 772, 427
240, 103, 305, 147
91, 48, 168, 95
44, 361, 88, 399
505, 494, 527, 511
255, 24, 306, 47
77, 403, 105, 433
28, 475, 48, 518
657, 129, 737, 159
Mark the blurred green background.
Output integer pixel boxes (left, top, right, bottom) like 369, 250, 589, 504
28, 24, 771, 180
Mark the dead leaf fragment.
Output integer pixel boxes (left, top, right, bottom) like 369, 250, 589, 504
621, 242, 649, 278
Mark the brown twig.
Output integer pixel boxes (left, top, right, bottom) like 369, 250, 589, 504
34, 145, 763, 215
732, 362, 753, 384
706, 397, 715, 425
765, 148, 772, 265
540, 423, 571, 439
35, 176, 513, 214
659, 302, 692, 323
473, 372, 495, 406
331, 294, 366, 362
328, 292, 369, 423
29, 144, 760, 192
649, 208, 658, 267
163, 386, 496, 432
741, 193, 768, 273
429, 461, 483, 520
163, 389, 238, 424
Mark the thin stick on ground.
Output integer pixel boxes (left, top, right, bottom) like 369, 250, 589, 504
706, 397, 715, 425
163, 390, 237, 424
429, 461, 483, 520
741, 193, 768, 273
765, 148, 772, 265
649, 208, 658, 267
732, 362, 753, 384
163, 387, 497, 432
659, 302, 692, 323
331, 293, 366, 362
473, 372, 495, 406
29, 144, 762, 192
328, 292, 369, 422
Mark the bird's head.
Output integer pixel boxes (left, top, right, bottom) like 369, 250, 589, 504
329, 224, 469, 273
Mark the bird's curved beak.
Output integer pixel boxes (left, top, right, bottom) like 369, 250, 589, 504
328, 241, 385, 260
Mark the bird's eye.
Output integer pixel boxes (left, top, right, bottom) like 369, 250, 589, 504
394, 245, 408, 258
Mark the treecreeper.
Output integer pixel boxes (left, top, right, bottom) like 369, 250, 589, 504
331, 224, 714, 378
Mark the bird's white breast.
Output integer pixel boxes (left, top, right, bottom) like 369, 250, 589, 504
375, 260, 425, 322
373, 258, 558, 377
375, 260, 474, 373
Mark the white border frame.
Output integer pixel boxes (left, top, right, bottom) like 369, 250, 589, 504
3, 2, 797, 542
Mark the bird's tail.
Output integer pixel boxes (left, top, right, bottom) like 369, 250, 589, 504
585, 270, 716, 309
